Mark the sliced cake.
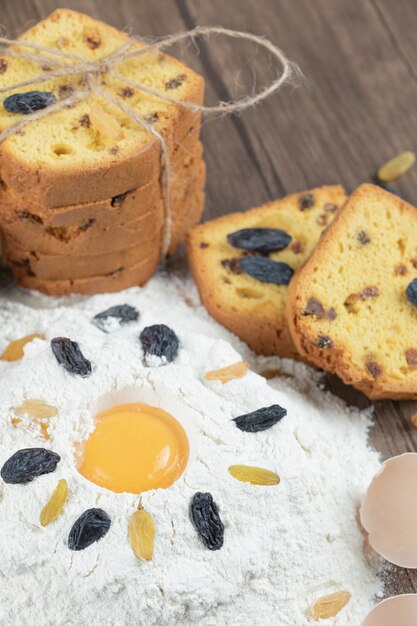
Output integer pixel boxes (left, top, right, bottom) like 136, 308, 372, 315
0, 8, 204, 207
187, 185, 347, 358
286, 183, 417, 399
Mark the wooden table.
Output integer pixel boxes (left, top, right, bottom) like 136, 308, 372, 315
3, 0, 417, 597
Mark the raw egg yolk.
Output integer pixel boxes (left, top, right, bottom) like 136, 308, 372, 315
77, 402, 189, 494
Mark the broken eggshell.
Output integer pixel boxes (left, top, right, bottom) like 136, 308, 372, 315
360, 453, 417, 568
362, 594, 417, 625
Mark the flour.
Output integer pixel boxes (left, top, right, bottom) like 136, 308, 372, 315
0, 270, 382, 626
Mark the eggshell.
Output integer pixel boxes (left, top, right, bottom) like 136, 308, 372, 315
360, 453, 417, 568
362, 594, 417, 625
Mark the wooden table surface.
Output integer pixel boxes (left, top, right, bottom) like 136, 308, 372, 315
3, 0, 417, 598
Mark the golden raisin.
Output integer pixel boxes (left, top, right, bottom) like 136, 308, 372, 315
83, 26, 101, 49
1, 333, 44, 361
89, 104, 124, 140
311, 591, 351, 620
377, 151, 415, 183
128, 503, 155, 561
228, 465, 280, 486
204, 361, 249, 384
40, 479, 69, 527
13, 399, 58, 440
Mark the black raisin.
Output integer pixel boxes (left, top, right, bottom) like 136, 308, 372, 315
239, 256, 294, 285
68, 508, 111, 551
233, 404, 287, 433
227, 228, 292, 254
298, 193, 314, 210
165, 74, 187, 90
357, 230, 371, 245
140, 324, 179, 364
1, 448, 60, 484
111, 193, 126, 206
4, 91, 56, 114
221, 258, 242, 274
190, 492, 224, 551
406, 279, 417, 308
93, 304, 139, 333
317, 335, 333, 348
51, 337, 92, 377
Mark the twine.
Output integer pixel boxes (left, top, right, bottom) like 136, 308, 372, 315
0, 26, 298, 257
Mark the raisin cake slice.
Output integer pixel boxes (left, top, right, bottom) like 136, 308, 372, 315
0, 9, 203, 208
187, 185, 347, 359
286, 183, 417, 399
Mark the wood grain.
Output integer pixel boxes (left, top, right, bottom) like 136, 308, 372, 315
1, 0, 416, 597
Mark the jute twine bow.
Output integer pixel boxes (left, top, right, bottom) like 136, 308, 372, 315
0, 26, 298, 257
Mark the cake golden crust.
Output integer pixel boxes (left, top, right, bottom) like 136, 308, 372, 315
187, 185, 347, 359
0, 9, 204, 208
286, 183, 417, 400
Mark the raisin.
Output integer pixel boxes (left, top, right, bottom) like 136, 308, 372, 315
394, 264, 408, 276
227, 228, 292, 254
144, 112, 159, 124
302, 297, 325, 319
406, 278, 417, 308
0, 58, 8, 74
120, 86, 134, 98
79, 113, 91, 128
165, 74, 187, 90
327, 307, 337, 321
58, 84, 74, 98
298, 193, 314, 210
357, 230, 371, 245
4, 91, 56, 114
93, 304, 139, 332
1, 448, 60, 484
405, 349, 417, 368
239, 256, 293, 285
228, 465, 280, 485
68, 508, 111, 551
199, 241, 209, 249
83, 27, 101, 49
290, 241, 304, 254
366, 359, 382, 379
111, 193, 126, 207
233, 404, 287, 433
140, 324, 179, 364
317, 335, 333, 348
190, 492, 224, 551
221, 258, 242, 274
51, 337, 92, 377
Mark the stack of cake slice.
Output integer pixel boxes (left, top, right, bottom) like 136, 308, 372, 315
0, 9, 205, 294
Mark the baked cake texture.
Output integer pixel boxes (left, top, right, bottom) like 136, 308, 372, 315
0, 8, 204, 208
187, 185, 347, 359
286, 183, 417, 399
0, 9, 206, 294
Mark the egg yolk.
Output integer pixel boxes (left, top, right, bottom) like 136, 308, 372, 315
77, 402, 189, 494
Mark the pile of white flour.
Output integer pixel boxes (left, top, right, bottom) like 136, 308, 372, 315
0, 270, 382, 625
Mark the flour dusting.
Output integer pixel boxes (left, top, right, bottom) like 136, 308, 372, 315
0, 271, 382, 625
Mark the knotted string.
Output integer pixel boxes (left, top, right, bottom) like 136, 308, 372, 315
0, 26, 298, 257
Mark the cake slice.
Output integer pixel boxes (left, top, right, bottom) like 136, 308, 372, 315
187, 185, 347, 358
0, 9, 203, 207
286, 183, 417, 399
